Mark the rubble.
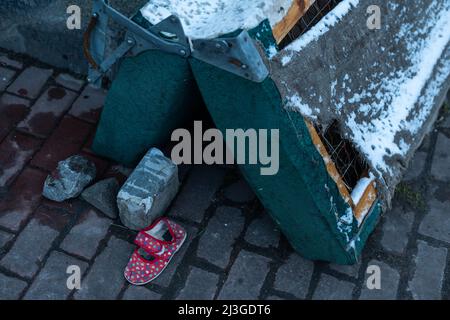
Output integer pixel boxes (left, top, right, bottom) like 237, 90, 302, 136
42, 155, 96, 202
81, 178, 120, 219
117, 148, 179, 230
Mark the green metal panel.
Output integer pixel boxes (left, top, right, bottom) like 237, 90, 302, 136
92, 49, 200, 166
189, 58, 382, 264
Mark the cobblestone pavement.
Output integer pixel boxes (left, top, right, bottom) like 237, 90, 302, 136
1, 52, 450, 300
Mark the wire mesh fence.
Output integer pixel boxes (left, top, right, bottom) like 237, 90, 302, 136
279, 0, 342, 49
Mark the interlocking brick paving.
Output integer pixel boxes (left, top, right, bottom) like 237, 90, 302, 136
0, 53, 450, 300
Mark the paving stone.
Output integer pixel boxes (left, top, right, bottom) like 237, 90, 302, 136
43, 155, 96, 202
17, 86, 77, 137
0, 93, 30, 141
0, 273, 27, 300
55, 73, 85, 91
153, 224, 198, 288
245, 213, 280, 248
60, 209, 111, 260
0, 132, 41, 187
224, 179, 255, 203
30, 116, 93, 171
0, 206, 70, 278
171, 166, 226, 223
81, 178, 120, 219
0, 67, 15, 91
7, 66, 52, 99
0, 55, 23, 69
69, 85, 107, 123
359, 260, 400, 300
176, 267, 220, 300
218, 250, 271, 300
197, 206, 244, 268
313, 274, 355, 300
419, 194, 450, 243
329, 262, 361, 278
408, 241, 447, 300
0, 168, 46, 231
274, 253, 314, 299
265, 295, 284, 300
74, 236, 134, 300
381, 206, 414, 254
431, 133, 450, 181
23, 251, 88, 300
0, 230, 14, 250
122, 286, 161, 300
118, 148, 179, 230
403, 151, 427, 181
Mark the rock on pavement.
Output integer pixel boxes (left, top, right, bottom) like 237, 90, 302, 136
117, 148, 179, 230
81, 178, 120, 219
42, 155, 96, 202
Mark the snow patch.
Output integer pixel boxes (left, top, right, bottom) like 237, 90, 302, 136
141, 0, 294, 39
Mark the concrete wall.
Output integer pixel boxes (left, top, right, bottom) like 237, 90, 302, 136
0, 0, 146, 74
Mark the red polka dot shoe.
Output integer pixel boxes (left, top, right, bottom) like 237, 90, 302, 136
124, 217, 187, 285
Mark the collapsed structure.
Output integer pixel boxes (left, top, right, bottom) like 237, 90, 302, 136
86, 0, 450, 264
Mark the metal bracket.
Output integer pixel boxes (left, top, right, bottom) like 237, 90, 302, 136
191, 32, 269, 83
87, 0, 190, 86
86, 0, 268, 86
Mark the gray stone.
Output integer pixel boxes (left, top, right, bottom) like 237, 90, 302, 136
176, 267, 220, 300
122, 286, 161, 300
224, 179, 255, 203
218, 250, 271, 300
245, 213, 280, 248
153, 224, 197, 287
0, 219, 59, 278
431, 133, 450, 181
75, 236, 134, 300
81, 178, 120, 219
0, 230, 14, 250
313, 274, 355, 300
60, 209, 112, 259
24, 251, 88, 300
43, 155, 96, 202
0, 67, 15, 91
359, 260, 400, 300
171, 165, 226, 223
419, 197, 450, 243
118, 148, 179, 230
408, 241, 447, 300
274, 254, 314, 299
0, 273, 27, 300
197, 206, 244, 268
403, 151, 427, 181
381, 207, 414, 254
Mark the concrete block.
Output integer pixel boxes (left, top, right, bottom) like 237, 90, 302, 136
118, 148, 179, 230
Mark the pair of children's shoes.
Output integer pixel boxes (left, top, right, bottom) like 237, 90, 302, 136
124, 217, 187, 285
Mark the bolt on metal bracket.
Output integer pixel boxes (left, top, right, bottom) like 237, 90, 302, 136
191, 32, 269, 83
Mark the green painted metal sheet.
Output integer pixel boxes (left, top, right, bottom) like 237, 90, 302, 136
189, 57, 382, 264
92, 49, 200, 166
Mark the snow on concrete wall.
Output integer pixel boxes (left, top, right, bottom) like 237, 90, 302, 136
269, 0, 450, 205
